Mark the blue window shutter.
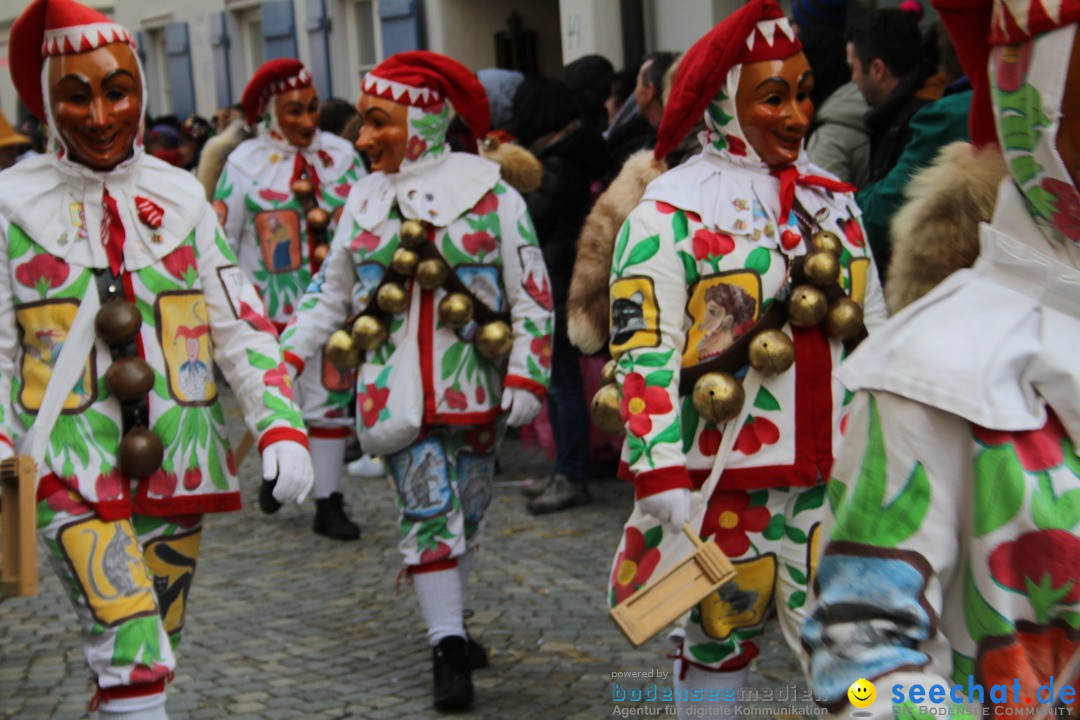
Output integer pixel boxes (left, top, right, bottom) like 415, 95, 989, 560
263, 0, 298, 60
134, 30, 147, 67
305, 0, 330, 98
165, 22, 195, 118
380, 0, 423, 55
210, 11, 232, 108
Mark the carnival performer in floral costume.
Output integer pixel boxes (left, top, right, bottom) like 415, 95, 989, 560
215, 59, 366, 540
281, 51, 553, 711
0, 1, 313, 718
802, 0, 1080, 715
600, 0, 886, 714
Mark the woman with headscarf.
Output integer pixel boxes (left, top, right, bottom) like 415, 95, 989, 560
803, 0, 1080, 714
280, 51, 553, 712
0, 1, 313, 717
600, 0, 886, 713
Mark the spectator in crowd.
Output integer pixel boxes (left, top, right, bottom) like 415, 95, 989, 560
319, 97, 362, 144
477, 67, 525, 134
16, 114, 46, 157
605, 52, 677, 181
178, 113, 212, 171
214, 103, 243, 134
145, 122, 184, 167
563, 54, 616, 132
859, 21, 973, 279
512, 76, 608, 514
214, 59, 367, 540
803, 24, 871, 188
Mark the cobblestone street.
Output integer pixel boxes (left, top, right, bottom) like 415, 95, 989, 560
1, 394, 813, 720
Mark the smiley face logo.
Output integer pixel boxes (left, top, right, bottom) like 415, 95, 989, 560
848, 678, 876, 708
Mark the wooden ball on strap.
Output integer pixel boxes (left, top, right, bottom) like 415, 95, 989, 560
747, 329, 795, 375
105, 357, 155, 402
291, 178, 315, 198
786, 285, 828, 327
306, 207, 331, 232
119, 427, 164, 479
591, 383, 625, 435
692, 372, 745, 424
95, 299, 142, 346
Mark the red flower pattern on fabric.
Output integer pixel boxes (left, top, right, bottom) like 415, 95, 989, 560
94, 469, 124, 501
183, 467, 202, 491
698, 427, 723, 456
700, 491, 771, 557
475, 385, 486, 404
734, 417, 780, 455
335, 182, 351, 198
976, 620, 1080, 715
44, 484, 90, 515
258, 188, 290, 203
973, 412, 1066, 472
840, 218, 865, 248
619, 372, 673, 437
727, 135, 747, 156
463, 231, 497, 256
1042, 178, 1080, 241
350, 230, 380, 252
988, 530, 1080, 621
263, 363, 295, 401
471, 192, 499, 215
419, 541, 452, 565
359, 383, 390, 427
16, 253, 69, 292
692, 229, 736, 260
445, 388, 468, 410
464, 424, 496, 453
406, 136, 427, 161
239, 300, 278, 338
162, 245, 196, 280
531, 335, 552, 369
147, 470, 177, 498
611, 526, 662, 604
654, 202, 702, 223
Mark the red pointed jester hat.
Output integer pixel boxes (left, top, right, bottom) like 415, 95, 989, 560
654, 0, 801, 160
9, 0, 136, 121
361, 51, 490, 139
241, 58, 313, 126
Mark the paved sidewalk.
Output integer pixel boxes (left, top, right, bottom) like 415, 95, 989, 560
0, 396, 814, 719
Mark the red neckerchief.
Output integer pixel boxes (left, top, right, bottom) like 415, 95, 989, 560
102, 188, 126, 276
290, 151, 321, 196
771, 166, 855, 224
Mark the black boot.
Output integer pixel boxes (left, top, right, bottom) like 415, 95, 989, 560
258, 479, 282, 515
432, 636, 473, 711
313, 492, 361, 540
466, 636, 489, 670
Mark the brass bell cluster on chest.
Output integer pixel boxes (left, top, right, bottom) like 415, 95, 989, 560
787, 231, 863, 340
96, 298, 164, 478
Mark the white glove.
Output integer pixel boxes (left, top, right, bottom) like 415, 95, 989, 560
500, 387, 542, 427
638, 488, 691, 529
261, 440, 314, 504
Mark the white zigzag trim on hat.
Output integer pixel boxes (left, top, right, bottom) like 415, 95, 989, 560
42, 22, 135, 56
745, 16, 796, 52
362, 73, 441, 106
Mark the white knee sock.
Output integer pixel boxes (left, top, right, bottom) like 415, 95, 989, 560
310, 436, 346, 499
412, 565, 465, 646
97, 691, 168, 720
673, 657, 748, 719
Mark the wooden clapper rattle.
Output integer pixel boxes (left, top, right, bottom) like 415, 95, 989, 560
609, 371, 768, 646
1, 455, 38, 599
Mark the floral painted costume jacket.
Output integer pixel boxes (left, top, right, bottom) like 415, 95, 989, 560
214, 129, 364, 326
281, 152, 554, 442
611, 150, 888, 499
0, 152, 307, 521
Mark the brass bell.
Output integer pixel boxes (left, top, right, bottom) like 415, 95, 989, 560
811, 230, 843, 256
803, 250, 840, 287
600, 359, 618, 386
391, 248, 420, 276
692, 372, 745, 424
312, 243, 330, 268
400, 219, 427, 248
376, 282, 409, 314
291, 178, 315, 198
325, 329, 362, 369
416, 258, 448, 290
823, 298, 864, 340
351, 315, 388, 351
590, 383, 625, 435
786, 284, 828, 327
95, 299, 142, 346
747, 329, 796, 375
105, 356, 155, 402
475, 320, 513, 358
306, 207, 331, 232
438, 293, 474, 328
119, 426, 164, 479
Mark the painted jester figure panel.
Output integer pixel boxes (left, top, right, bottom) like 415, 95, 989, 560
803, 0, 1080, 716
598, 0, 887, 715
0, 2, 314, 719
280, 51, 553, 712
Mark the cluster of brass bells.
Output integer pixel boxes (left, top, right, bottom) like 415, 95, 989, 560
400, 219, 427, 248
96, 298, 163, 478
291, 177, 331, 269
589, 230, 863, 431
438, 293, 473, 329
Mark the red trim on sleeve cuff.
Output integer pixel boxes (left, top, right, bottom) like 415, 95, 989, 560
504, 374, 546, 401
283, 351, 305, 375
409, 558, 459, 574
308, 426, 352, 439
633, 465, 692, 500
258, 427, 309, 453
